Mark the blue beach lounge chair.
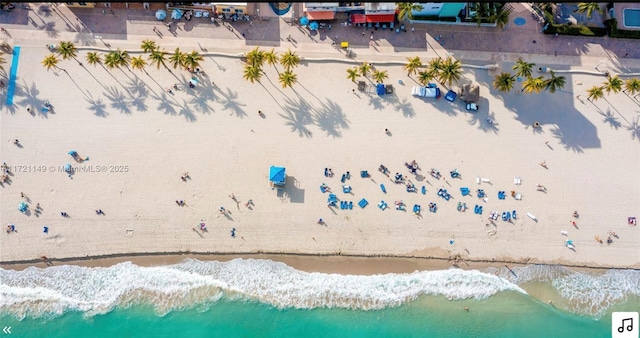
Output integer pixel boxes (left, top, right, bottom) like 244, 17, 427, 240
422, 186, 426, 195
360, 170, 369, 178
512, 210, 517, 219
460, 187, 470, 196
380, 184, 387, 193
343, 185, 352, 193
349, 201, 353, 210
413, 204, 421, 214
358, 198, 368, 208
378, 200, 388, 210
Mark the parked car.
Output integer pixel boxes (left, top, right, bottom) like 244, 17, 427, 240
466, 103, 478, 111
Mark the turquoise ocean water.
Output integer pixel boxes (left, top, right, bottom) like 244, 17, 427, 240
1, 259, 638, 337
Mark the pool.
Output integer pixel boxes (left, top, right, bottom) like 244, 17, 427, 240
623, 8, 640, 28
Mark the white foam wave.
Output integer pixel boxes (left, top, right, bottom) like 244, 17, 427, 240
0, 258, 524, 319
493, 264, 640, 318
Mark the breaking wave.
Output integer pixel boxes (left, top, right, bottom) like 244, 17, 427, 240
0, 258, 524, 319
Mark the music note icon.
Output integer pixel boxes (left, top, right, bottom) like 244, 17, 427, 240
619, 318, 633, 333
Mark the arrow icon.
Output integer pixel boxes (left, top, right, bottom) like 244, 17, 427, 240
2, 326, 10, 334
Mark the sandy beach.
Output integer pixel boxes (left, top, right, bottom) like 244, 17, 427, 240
1, 12, 639, 271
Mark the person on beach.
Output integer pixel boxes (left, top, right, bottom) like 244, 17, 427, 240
539, 161, 547, 169
573, 211, 579, 218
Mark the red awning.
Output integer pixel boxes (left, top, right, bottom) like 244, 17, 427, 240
366, 14, 395, 23
306, 11, 335, 21
350, 14, 366, 24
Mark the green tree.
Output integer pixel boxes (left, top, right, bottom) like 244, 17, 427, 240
396, 2, 424, 21
489, 7, 510, 30
471, 2, 491, 26
104, 49, 130, 69
403, 56, 422, 76
243, 65, 262, 83
513, 58, 535, 78
279, 49, 300, 71
372, 69, 389, 83
493, 72, 516, 93
438, 56, 462, 86
131, 56, 147, 72
417, 69, 436, 86
86, 52, 102, 66
140, 39, 157, 53
184, 50, 203, 71
148, 48, 167, 69
603, 75, 623, 94
346, 67, 360, 83
624, 78, 640, 96
359, 62, 372, 78
279, 70, 298, 88
245, 46, 265, 68
587, 85, 604, 101
575, 2, 602, 19
544, 71, 566, 93
427, 57, 443, 80
42, 54, 63, 71
522, 75, 546, 94
57, 41, 78, 61
169, 47, 186, 69
263, 48, 279, 71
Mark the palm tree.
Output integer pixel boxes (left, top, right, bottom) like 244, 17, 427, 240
372, 69, 389, 83
245, 46, 264, 68
279, 70, 298, 88
42, 54, 62, 71
603, 75, 623, 94
438, 56, 462, 86
183, 50, 203, 71
472, 2, 491, 26
263, 48, 279, 71
243, 65, 262, 83
140, 39, 157, 53
57, 41, 78, 61
575, 2, 602, 19
0, 52, 5, 72
359, 62, 372, 78
279, 49, 300, 71
493, 72, 516, 93
86, 52, 102, 66
105, 49, 130, 69
396, 2, 424, 21
427, 57, 443, 80
417, 69, 436, 86
403, 56, 422, 76
346, 67, 360, 83
148, 48, 167, 70
131, 56, 147, 72
544, 71, 566, 93
624, 78, 640, 96
513, 58, 535, 78
522, 75, 546, 94
169, 47, 186, 69
489, 7, 510, 30
587, 85, 605, 102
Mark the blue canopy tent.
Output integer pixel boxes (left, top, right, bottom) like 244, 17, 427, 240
156, 9, 167, 20
376, 83, 385, 96
269, 166, 286, 187
309, 22, 319, 31
299, 16, 309, 26
171, 9, 183, 20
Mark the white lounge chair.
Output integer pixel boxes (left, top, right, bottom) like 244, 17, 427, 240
514, 176, 521, 185
526, 212, 537, 221
481, 178, 491, 183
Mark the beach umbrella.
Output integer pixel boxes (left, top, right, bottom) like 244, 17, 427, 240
309, 22, 319, 31
171, 9, 183, 20
299, 16, 309, 26
64, 163, 72, 172
18, 202, 28, 212
68, 150, 77, 156
155, 9, 167, 21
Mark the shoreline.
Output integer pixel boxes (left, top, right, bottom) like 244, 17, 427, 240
1, 251, 634, 274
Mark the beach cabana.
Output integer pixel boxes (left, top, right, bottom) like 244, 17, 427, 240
269, 166, 286, 188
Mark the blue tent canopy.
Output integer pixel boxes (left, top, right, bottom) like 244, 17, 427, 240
171, 9, 183, 20
156, 10, 167, 20
299, 16, 309, 26
269, 166, 286, 185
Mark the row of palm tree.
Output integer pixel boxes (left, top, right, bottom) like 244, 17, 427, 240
492, 58, 566, 94
346, 62, 389, 83
42, 40, 204, 73
242, 46, 301, 88
587, 77, 640, 102
402, 56, 462, 87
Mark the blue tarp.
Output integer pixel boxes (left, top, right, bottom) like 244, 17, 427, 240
269, 166, 286, 185
376, 83, 385, 96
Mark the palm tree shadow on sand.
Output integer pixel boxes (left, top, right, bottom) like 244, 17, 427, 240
189, 78, 216, 115
103, 85, 132, 115
599, 108, 622, 130
216, 87, 246, 118
85, 93, 108, 117
14, 81, 52, 118
627, 116, 640, 142
313, 99, 350, 138
279, 95, 314, 138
